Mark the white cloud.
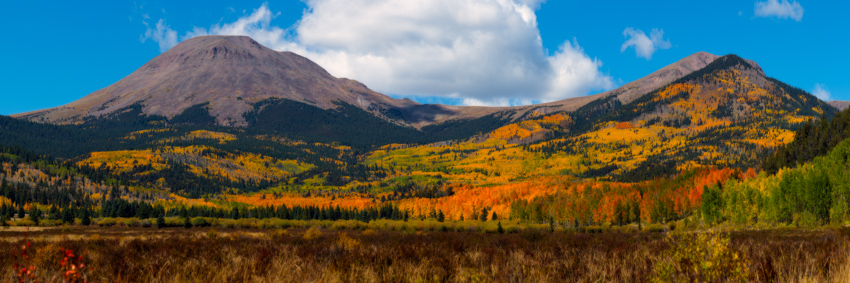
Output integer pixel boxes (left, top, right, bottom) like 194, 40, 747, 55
182, 4, 291, 47
754, 0, 804, 22
141, 1, 615, 105
620, 27, 671, 60
548, 40, 614, 100
140, 19, 178, 52
812, 83, 831, 101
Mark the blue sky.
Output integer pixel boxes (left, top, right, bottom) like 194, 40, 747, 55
0, 0, 846, 115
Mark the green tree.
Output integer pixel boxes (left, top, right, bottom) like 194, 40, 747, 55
806, 170, 832, 224
81, 209, 91, 226
62, 206, 75, 224
156, 213, 166, 229
48, 205, 60, 220
28, 207, 42, 226
497, 221, 504, 233
17, 205, 25, 219
701, 184, 724, 225
231, 207, 240, 220
631, 201, 641, 224
437, 210, 445, 222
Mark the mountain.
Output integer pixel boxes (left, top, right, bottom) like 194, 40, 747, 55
10, 36, 728, 149
1, 40, 839, 197
15, 36, 418, 126
529, 51, 721, 113
829, 101, 850, 111
367, 54, 838, 183
561, 54, 836, 179
15, 36, 718, 129
2, 40, 847, 232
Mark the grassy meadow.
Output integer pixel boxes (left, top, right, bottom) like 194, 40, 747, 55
2, 223, 850, 282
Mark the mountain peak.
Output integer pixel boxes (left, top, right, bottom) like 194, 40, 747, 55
595, 51, 721, 105
706, 54, 765, 75
163, 35, 267, 60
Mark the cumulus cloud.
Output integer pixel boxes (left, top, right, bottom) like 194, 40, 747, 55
141, 1, 615, 106
620, 27, 671, 60
754, 0, 804, 22
141, 19, 178, 52
181, 4, 292, 48
812, 83, 831, 101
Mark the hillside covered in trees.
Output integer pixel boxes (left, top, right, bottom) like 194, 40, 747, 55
0, 52, 845, 233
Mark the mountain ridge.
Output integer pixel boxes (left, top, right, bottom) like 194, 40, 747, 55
14, 36, 729, 132
0, 40, 839, 199
829, 101, 850, 111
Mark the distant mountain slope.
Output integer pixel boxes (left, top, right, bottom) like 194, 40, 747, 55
367, 54, 837, 183
562, 54, 837, 179
829, 101, 850, 111
470, 51, 721, 123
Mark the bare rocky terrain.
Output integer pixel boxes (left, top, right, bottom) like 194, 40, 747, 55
829, 101, 849, 111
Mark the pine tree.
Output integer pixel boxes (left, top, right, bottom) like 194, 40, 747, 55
156, 213, 165, 229
180, 206, 188, 219
437, 210, 445, 222
62, 206, 75, 224
491, 212, 498, 221
497, 221, 504, 233
28, 207, 42, 226
81, 209, 91, 226
17, 205, 25, 219
48, 205, 60, 220
231, 207, 240, 219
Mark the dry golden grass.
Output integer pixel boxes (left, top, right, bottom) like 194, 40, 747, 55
2, 227, 850, 282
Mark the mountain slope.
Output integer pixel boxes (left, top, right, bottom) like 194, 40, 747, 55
763, 106, 850, 173
829, 101, 850, 111
388, 51, 721, 129
366, 54, 837, 183
535, 51, 721, 111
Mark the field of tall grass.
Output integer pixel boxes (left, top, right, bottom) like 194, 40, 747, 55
2, 225, 850, 282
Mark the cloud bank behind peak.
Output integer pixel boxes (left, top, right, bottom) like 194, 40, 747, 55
143, 1, 615, 106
